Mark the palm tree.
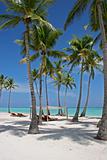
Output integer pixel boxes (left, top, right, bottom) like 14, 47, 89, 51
44, 59, 55, 115
32, 68, 44, 124
32, 24, 65, 118
62, 73, 76, 107
53, 73, 63, 115
30, 25, 64, 122
5, 78, 18, 113
32, 68, 45, 124
65, 35, 97, 121
80, 55, 103, 117
0, 74, 7, 100
32, 69, 39, 97
53, 60, 65, 115
0, 0, 54, 134
20, 24, 66, 119
64, 0, 107, 140
19, 24, 65, 120
80, 72, 92, 117
38, 63, 44, 124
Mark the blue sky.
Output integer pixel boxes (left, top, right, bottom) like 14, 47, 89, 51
0, 0, 103, 108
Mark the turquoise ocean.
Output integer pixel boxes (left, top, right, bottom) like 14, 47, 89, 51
0, 107, 102, 117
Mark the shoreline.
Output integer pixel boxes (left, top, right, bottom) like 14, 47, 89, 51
0, 112, 101, 119
0, 107, 102, 117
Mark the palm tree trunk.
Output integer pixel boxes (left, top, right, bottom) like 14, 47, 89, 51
39, 74, 43, 124
45, 75, 50, 115
58, 84, 60, 114
80, 73, 91, 117
35, 80, 39, 97
0, 88, 2, 101
25, 22, 39, 134
64, 87, 67, 116
64, 87, 67, 107
0, 89, 2, 108
8, 89, 11, 113
0, 89, 2, 100
96, 2, 107, 140
72, 64, 83, 122
57, 85, 63, 115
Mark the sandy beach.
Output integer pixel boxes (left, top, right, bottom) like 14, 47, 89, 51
0, 112, 107, 160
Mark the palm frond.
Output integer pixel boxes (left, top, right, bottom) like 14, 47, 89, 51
47, 50, 67, 58
64, 0, 90, 30
0, 15, 21, 29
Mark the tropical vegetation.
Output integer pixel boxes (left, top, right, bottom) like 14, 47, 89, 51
0, 74, 18, 112
80, 54, 103, 117
65, 35, 100, 121
0, 0, 56, 134
0, 0, 106, 141
5, 78, 18, 113
64, 0, 107, 140
0, 74, 7, 100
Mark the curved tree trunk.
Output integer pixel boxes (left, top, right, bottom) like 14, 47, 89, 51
45, 75, 50, 115
0, 89, 2, 105
39, 74, 43, 124
8, 89, 11, 113
25, 22, 39, 134
35, 80, 39, 97
64, 87, 67, 116
57, 85, 63, 115
72, 64, 83, 122
58, 84, 60, 114
64, 87, 67, 107
0, 89, 2, 99
80, 73, 91, 117
96, 2, 107, 140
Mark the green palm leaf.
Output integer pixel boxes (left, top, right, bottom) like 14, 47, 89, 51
64, 0, 90, 30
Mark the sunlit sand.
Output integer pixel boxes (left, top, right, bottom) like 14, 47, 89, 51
0, 112, 107, 160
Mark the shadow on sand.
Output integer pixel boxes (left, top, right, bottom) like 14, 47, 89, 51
0, 120, 30, 137
0, 118, 105, 145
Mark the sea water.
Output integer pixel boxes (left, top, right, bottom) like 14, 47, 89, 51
0, 107, 102, 117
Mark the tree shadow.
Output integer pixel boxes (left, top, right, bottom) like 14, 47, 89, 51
0, 124, 28, 137
0, 120, 30, 137
66, 120, 98, 127
5, 120, 30, 126
0, 119, 106, 146
37, 120, 105, 145
39, 127, 106, 145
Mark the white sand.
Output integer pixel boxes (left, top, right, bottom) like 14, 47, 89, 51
0, 112, 107, 160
